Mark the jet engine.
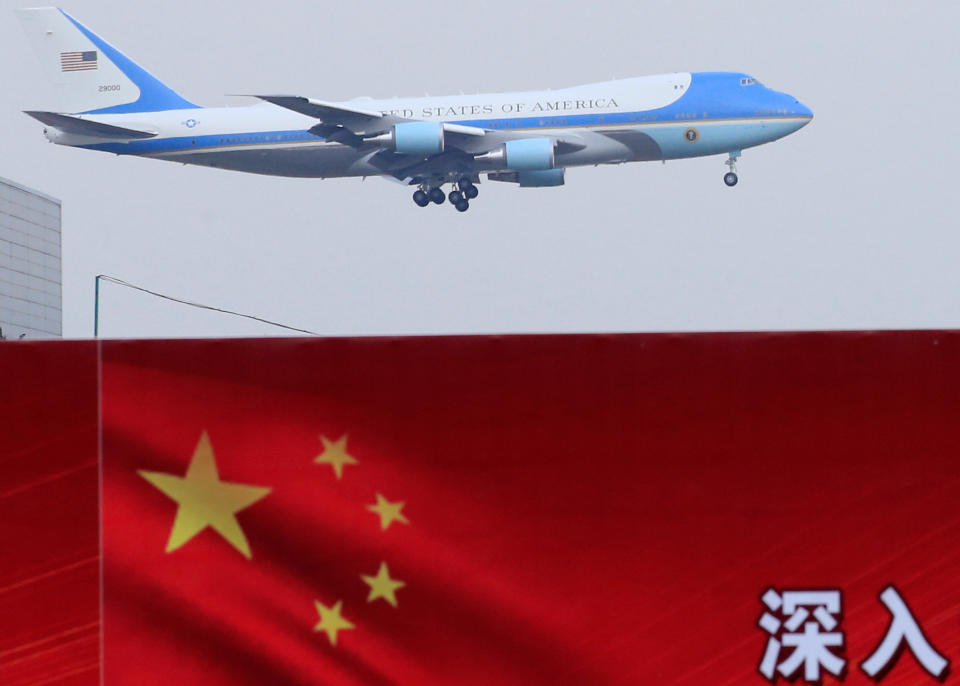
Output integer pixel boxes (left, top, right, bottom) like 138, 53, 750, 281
477, 138, 555, 171
372, 122, 445, 155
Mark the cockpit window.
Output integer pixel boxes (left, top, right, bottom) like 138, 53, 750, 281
740, 77, 757, 86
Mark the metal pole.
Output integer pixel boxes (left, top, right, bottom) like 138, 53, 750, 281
94, 274, 101, 337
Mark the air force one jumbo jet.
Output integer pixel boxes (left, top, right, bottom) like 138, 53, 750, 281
17, 8, 812, 212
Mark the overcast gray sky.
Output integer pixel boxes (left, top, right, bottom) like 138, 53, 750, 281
1, 1, 958, 338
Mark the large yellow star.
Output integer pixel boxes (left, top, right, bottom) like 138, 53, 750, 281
366, 493, 410, 531
313, 599, 355, 646
361, 562, 406, 608
314, 434, 358, 480
138, 431, 272, 559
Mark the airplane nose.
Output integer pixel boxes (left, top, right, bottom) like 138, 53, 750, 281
795, 99, 813, 120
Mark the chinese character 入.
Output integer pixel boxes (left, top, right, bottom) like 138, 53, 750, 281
860, 585, 949, 680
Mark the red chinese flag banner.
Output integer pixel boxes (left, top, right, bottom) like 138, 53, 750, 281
97, 332, 960, 686
6, 331, 960, 685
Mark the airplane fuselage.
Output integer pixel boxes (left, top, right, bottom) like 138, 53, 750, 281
18, 7, 813, 209
46, 71, 812, 180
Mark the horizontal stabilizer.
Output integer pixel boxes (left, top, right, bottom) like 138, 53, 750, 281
24, 111, 158, 139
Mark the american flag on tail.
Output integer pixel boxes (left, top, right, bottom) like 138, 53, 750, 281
60, 50, 97, 72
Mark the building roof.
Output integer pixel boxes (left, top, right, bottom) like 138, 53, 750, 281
0, 175, 61, 206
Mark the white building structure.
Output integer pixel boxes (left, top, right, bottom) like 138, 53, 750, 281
0, 176, 61, 339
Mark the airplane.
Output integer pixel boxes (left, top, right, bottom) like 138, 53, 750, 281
16, 7, 813, 213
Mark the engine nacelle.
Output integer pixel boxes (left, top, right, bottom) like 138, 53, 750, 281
477, 138, 556, 171
488, 169, 565, 187
506, 138, 555, 170
392, 121, 444, 155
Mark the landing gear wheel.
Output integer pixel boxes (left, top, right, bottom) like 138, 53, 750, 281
413, 189, 429, 207
464, 185, 479, 199
457, 176, 473, 189
429, 187, 445, 204
448, 190, 463, 204
454, 200, 470, 212
723, 151, 740, 188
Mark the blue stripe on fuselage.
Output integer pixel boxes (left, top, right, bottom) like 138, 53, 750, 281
80, 129, 325, 154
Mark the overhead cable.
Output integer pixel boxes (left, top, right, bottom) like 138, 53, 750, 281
95, 274, 320, 336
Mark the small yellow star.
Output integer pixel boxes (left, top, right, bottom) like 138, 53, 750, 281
138, 431, 271, 559
313, 599, 355, 646
314, 435, 358, 480
366, 493, 410, 531
361, 562, 406, 608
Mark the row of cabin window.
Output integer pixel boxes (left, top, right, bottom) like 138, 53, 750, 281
217, 133, 315, 144
491, 115, 662, 128
486, 120, 568, 129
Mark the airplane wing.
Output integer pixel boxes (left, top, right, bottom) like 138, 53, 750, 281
254, 95, 489, 146
253, 96, 395, 136
254, 94, 586, 181
23, 111, 158, 139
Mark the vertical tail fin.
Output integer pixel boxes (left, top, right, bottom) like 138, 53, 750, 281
15, 7, 199, 114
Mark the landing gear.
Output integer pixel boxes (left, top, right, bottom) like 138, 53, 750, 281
410, 175, 478, 212
451, 180, 472, 211
723, 151, 740, 187
458, 176, 479, 200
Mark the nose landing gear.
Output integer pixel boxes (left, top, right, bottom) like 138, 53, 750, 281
723, 151, 740, 187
